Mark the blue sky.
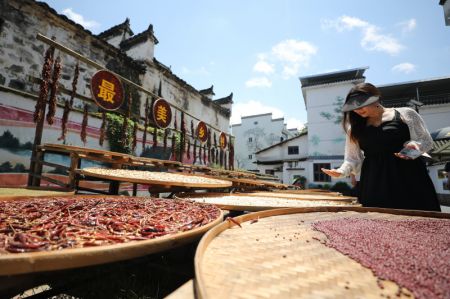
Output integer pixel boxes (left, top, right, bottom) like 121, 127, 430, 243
42, 0, 450, 129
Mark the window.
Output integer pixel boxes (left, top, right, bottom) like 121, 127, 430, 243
248, 137, 253, 142
248, 154, 252, 159
265, 169, 275, 175
313, 163, 331, 182
288, 146, 299, 155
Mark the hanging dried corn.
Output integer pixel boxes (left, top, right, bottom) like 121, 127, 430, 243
99, 111, 107, 146
142, 97, 149, 152
59, 62, 79, 141
46, 56, 62, 125
34, 46, 54, 123
80, 104, 88, 144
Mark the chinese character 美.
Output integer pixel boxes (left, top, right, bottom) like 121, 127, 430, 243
97, 79, 116, 103
199, 127, 205, 139
156, 105, 168, 124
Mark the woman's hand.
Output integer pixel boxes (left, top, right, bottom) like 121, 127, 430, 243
321, 168, 343, 178
394, 141, 420, 160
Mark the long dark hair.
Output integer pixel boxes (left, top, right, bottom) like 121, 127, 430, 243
342, 82, 381, 143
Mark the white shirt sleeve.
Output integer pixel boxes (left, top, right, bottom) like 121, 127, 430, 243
337, 132, 364, 177
397, 107, 434, 153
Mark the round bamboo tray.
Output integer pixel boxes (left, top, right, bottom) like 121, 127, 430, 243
0, 187, 75, 200
182, 193, 359, 211
0, 195, 223, 276
195, 207, 449, 299
78, 167, 232, 188
244, 191, 355, 202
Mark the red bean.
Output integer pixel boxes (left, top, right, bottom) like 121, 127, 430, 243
312, 218, 450, 299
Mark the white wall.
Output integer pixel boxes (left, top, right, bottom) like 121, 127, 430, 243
419, 104, 450, 133
231, 113, 286, 170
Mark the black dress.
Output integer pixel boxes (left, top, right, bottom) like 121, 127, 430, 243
358, 110, 441, 211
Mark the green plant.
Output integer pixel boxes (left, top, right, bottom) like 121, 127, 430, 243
106, 113, 136, 154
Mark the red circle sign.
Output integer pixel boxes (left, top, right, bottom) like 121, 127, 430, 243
90, 70, 124, 111
219, 132, 227, 149
152, 98, 172, 129
197, 121, 208, 143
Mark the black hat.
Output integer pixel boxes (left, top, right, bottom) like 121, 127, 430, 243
342, 91, 380, 112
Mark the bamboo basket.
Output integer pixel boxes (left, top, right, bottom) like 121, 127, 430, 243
181, 192, 359, 211
0, 195, 223, 276
195, 207, 449, 299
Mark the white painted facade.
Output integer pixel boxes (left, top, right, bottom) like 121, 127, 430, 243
231, 113, 297, 170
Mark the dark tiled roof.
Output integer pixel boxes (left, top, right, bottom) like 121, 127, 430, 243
31, 1, 144, 71
255, 132, 307, 154
214, 92, 233, 105
379, 76, 450, 108
97, 18, 134, 39
199, 85, 215, 96
120, 24, 159, 51
299, 67, 368, 88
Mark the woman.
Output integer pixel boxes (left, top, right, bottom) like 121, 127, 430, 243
322, 83, 440, 211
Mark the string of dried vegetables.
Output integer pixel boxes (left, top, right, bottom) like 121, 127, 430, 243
99, 111, 107, 146
180, 112, 186, 160
198, 144, 202, 164
229, 139, 234, 170
59, 62, 79, 141
132, 121, 138, 153
191, 120, 195, 137
80, 104, 88, 144
34, 46, 54, 123
174, 112, 178, 131
193, 140, 197, 164
121, 93, 132, 148
46, 56, 62, 125
0, 196, 220, 253
142, 98, 149, 152
186, 139, 191, 159
207, 130, 211, 165
203, 145, 207, 164
163, 128, 168, 152
152, 127, 158, 151
171, 134, 177, 160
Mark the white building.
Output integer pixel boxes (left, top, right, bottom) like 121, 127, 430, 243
255, 133, 308, 184
231, 113, 298, 171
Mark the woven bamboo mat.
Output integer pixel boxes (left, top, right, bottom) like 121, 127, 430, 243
195, 207, 449, 299
0, 195, 223, 276
184, 193, 359, 211
244, 191, 355, 202
78, 168, 232, 188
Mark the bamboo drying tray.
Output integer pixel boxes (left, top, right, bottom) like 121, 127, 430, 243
245, 191, 355, 202
78, 167, 232, 188
0, 195, 223, 276
0, 187, 75, 200
181, 193, 359, 211
195, 207, 449, 299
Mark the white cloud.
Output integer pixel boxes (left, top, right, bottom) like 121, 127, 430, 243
61, 8, 100, 30
181, 66, 210, 76
322, 15, 404, 55
398, 19, 417, 33
391, 62, 416, 74
231, 100, 305, 130
286, 117, 306, 130
245, 77, 272, 88
253, 60, 275, 74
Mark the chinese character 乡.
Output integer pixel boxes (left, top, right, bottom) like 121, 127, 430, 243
156, 105, 168, 123
97, 79, 116, 103
199, 127, 205, 138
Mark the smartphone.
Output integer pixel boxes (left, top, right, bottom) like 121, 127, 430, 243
399, 147, 422, 159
